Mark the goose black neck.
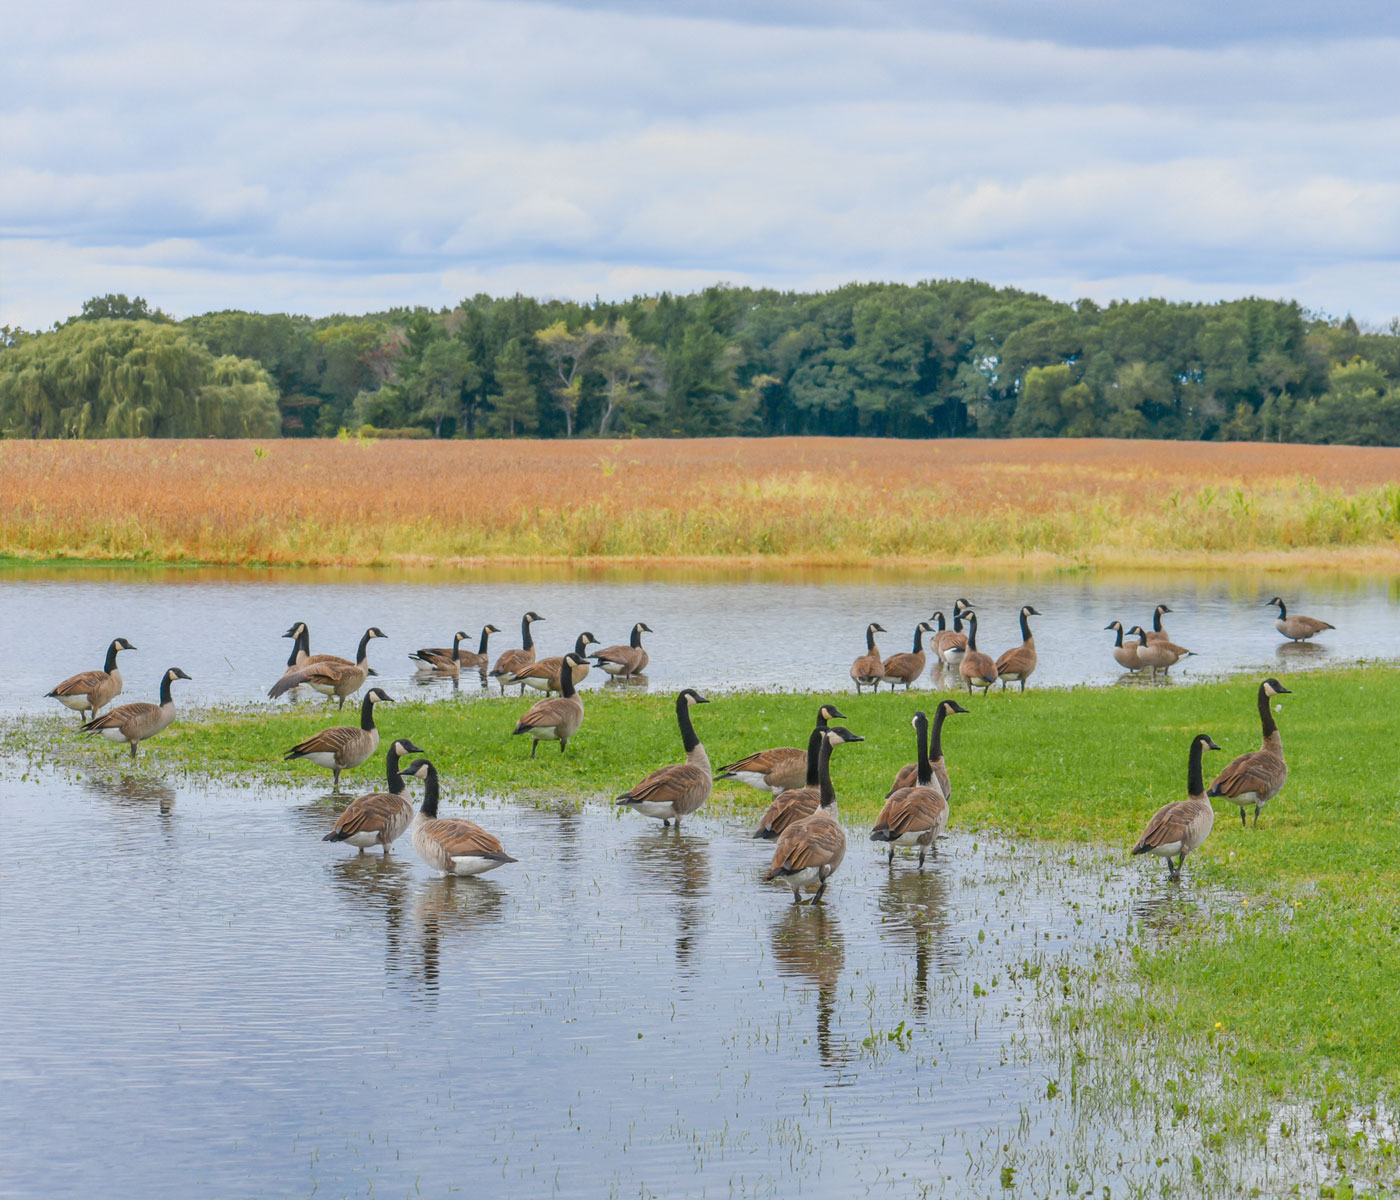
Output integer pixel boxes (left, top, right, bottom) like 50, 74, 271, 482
387, 748, 406, 794
285, 636, 302, 668
521, 616, 535, 652
418, 765, 440, 818
1111, 625, 1124, 647
1019, 609, 1033, 642
477, 626, 493, 655
676, 695, 700, 753
158, 673, 176, 706
1152, 608, 1166, 634
817, 737, 838, 807
865, 625, 878, 652
560, 660, 577, 698
360, 694, 378, 731
929, 707, 948, 764
451, 631, 465, 662
630, 625, 644, 649
932, 612, 946, 632
965, 615, 978, 651
803, 727, 823, 787
952, 612, 964, 633
104, 641, 121, 673
916, 718, 932, 786
1188, 738, 1207, 796
574, 634, 591, 656
1257, 684, 1278, 739
912, 626, 925, 653
1275, 599, 1288, 618
356, 630, 373, 664
815, 707, 831, 730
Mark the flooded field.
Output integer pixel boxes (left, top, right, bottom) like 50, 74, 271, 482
3, 564, 1395, 714
0, 767, 1361, 1198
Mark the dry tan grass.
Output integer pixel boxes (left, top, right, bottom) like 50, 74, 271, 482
2, 436, 1397, 570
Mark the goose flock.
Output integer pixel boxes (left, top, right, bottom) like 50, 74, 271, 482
44, 596, 1330, 897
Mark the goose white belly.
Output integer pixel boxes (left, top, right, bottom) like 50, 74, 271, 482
520, 676, 553, 692
528, 724, 562, 741
596, 661, 631, 676
726, 770, 778, 793
1141, 839, 1183, 858
448, 855, 506, 877
890, 830, 930, 848
99, 726, 130, 744
302, 750, 342, 769
632, 800, 679, 820
940, 646, 966, 667
345, 831, 383, 849
783, 866, 821, 891
58, 694, 94, 712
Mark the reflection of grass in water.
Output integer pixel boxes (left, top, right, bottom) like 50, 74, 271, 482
1, 438, 1398, 569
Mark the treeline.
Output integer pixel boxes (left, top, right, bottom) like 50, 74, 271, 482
3, 284, 1398, 443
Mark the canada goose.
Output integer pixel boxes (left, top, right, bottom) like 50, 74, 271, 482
763, 727, 863, 903
850, 623, 886, 693
517, 633, 600, 694
1145, 604, 1174, 646
885, 698, 969, 800
934, 599, 974, 668
1127, 625, 1194, 679
284, 687, 393, 791
490, 612, 545, 693
269, 627, 386, 708
411, 625, 502, 677
591, 622, 652, 678
958, 613, 998, 694
47, 637, 135, 720
1208, 678, 1292, 827
716, 702, 846, 795
994, 605, 1041, 691
751, 725, 863, 839
512, 654, 587, 756
81, 666, 189, 758
1268, 597, 1334, 643
1132, 733, 1222, 878
322, 737, 425, 854
282, 622, 351, 669
872, 710, 949, 868
615, 689, 712, 827
405, 758, 518, 877
1104, 621, 1141, 672
880, 621, 936, 690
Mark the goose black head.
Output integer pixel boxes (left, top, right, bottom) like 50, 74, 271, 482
1266, 597, 1285, 609
869, 622, 887, 634
366, 688, 394, 704
1104, 620, 1123, 632
403, 758, 434, 780
939, 699, 970, 717
525, 611, 545, 623
910, 710, 929, 730
1022, 605, 1041, 616
1194, 734, 1222, 753
563, 653, 588, 667
953, 598, 974, 613
1262, 678, 1292, 697
484, 623, 502, 634
930, 609, 945, 623
113, 637, 136, 652
826, 726, 863, 744
166, 667, 192, 683
579, 631, 598, 645
679, 688, 710, 706
917, 620, 935, 632
365, 627, 387, 640
282, 622, 307, 639
391, 738, 425, 756
817, 703, 846, 721
635, 622, 654, 634
454, 630, 469, 641
1126, 625, 1146, 638
1155, 604, 1173, 615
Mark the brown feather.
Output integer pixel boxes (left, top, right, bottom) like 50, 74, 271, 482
765, 813, 847, 878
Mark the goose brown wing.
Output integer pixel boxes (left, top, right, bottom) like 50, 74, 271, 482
269, 660, 356, 699
881, 652, 920, 678
513, 695, 579, 732
995, 643, 1036, 674
1133, 800, 1193, 851
515, 655, 564, 680
719, 746, 803, 776
287, 724, 362, 759
419, 817, 514, 861
620, 763, 708, 805
850, 652, 882, 681
328, 792, 409, 839
753, 785, 818, 837
878, 787, 948, 838
50, 669, 109, 697
1296, 616, 1334, 635
1208, 751, 1284, 799
885, 763, 917, 798
592, 644, 639, 669
83, 701, 159, 732
492, 648, 532, 676
767, 816, 846, 876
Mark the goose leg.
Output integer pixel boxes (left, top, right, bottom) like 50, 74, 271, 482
1240, 807, 1247, 828
1253, 805, 1261, 828
559, 739, 567, 753
1020, 679, 1026, 693
888, 846, 895, 866
129, 741, 137, 760
917, 847, 926, 870
530, 739, 539, 759
811, 881, 828, 904
332, 768, 341, 790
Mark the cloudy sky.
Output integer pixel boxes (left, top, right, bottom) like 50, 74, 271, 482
4, 0, 1398, 328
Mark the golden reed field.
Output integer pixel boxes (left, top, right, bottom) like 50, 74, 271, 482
2, 437, 1398, 570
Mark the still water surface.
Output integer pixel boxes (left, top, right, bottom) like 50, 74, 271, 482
2, 768, 1333, 1197
3, 565, 1395, 713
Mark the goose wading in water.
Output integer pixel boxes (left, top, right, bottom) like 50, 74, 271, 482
872, 710, 950, 869
750, 723, 863, 840
405, 758, 518, 877
81, 667, 189, 759
615, 689, 712, 827
1132, 734, 1222, 879
763, 727, 863, 904
322, 738, 425, 854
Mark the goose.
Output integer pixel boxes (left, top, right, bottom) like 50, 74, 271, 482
615, 689, 712, 827
511, 654, 586, 756
81, 666, 189, 758
322, 737, 425, 854
1268, 597, 1334, 643
885, 698, 969, 800
590, 622, 652, 678
47, 637, 135, 721
516, 633, 600, 694
994, 605, 1041, 691
763, 727, 862, 904
410, 625, 501, 677
270, 631, 311, 694
1132, 733, 1222, 878
405, 758, 518, 877
935, 599, 974, 668
957, 613, 998, 694
490, 612, 545, 693
880, 621, 935, 690
1208, 678, 1291, 827
751, 725, 863, 839
1127, 625, 1193, 679
850, 622, 886, 693
284, 687, 393, 791
1145, 604, 1174, 646
716, 702, 846, 796
1104, 621, 1141, 672
872, 710, 948, 869
282, 622, 352, 669
269, 627, 386, 708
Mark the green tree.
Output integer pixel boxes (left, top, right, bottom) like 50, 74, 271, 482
484, 338, 539, 436
594, 319, 662, 435
536, 320, 603, 437
77, 294, 171, 323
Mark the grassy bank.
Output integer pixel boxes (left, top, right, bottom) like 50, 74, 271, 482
2, 437, 1398, 570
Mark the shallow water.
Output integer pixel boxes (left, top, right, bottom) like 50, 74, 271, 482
0, 767, 1339, 1198
3, 564, 1395, 714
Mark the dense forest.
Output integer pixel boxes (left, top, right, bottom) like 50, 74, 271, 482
2, 283, 1398, 443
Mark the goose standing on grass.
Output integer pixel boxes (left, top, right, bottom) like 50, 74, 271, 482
850, 623, 887, 693
511, 654, 587, 756
322, 738, 425, 854
751, 725, 863, 839
411, 625, 501, 678
872, 710, 949, 869
405, 758, 518, 877
880, 621, 935, 690
490, 612, 545, 693
284, 687, 393, 791
1208, 678, 1291, 827
517, 633, 600, 694
1132, 734, 1222, 878
615, 689, 712, 827
1104, 621, 1141, 673
935, 600, 974, 669
885, 698, 969, 799
1268, 597, 1334, 643
958, 613, 998, 695
591, 622, 652, 678
717, 703, 846, 796
81, 666, 190, 758
1127, 625, 1193, 679
763, 727, 863, 904
269, 627, 386, 709
994, 605, 1041, 691
1145, 604, 1174, 645
48, 637, 135, 721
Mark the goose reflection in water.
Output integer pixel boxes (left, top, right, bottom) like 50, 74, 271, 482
408, 876, 507, 1000
878, 867, 954, 1018
630, 826, 710, 974
85, 774, 177, 814
603, 673, 649, 691
770, 905, 850, 1071
327, 852, 414, 971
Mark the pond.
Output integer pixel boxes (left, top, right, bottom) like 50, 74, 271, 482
0, 767, 1342, 1197
3, 564, 1395, 715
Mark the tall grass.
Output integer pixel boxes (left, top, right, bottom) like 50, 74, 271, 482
2, 437, 1398, 569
